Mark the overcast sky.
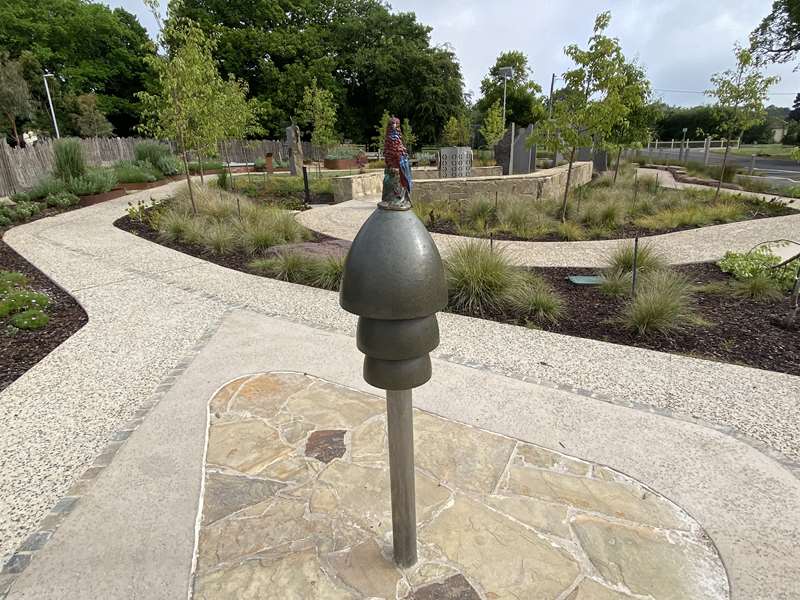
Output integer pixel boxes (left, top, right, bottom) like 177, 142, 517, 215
107, 0, 797, 108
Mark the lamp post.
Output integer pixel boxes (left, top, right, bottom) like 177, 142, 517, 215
498, 66, 514, 127
43, 73, 60, 139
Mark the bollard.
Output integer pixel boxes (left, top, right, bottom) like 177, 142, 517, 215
339, 117, 447, 568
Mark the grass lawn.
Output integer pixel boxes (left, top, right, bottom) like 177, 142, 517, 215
711, 144, 798, 159
414, 163, 795, 242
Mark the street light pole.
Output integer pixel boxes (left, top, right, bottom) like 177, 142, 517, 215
498, 66, 514, 127
43, 73, 60, 139
548, 72, 556, 119
680, 127, 687, 163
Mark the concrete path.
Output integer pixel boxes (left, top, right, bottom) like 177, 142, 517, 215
297, 198, 800, 268
1, 181, 799, 598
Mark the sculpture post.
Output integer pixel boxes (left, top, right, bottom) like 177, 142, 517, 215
339, 117, 447, 568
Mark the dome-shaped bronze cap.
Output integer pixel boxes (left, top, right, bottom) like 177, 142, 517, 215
339, 207, 447, 320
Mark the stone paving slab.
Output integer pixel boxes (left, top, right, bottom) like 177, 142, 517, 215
295, 196, 800, 267
195, 372, 728, 600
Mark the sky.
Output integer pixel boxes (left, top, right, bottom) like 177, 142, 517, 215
107, 0, 797, 108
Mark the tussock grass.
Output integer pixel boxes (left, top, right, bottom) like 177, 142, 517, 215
504, 275, 564, 325
622, 270, 697, 335
605, 241, 667, 274
445, 242, 521, 316
730, 274, 784, 301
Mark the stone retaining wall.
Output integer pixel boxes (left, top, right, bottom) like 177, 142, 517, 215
413, 162, 592, 203
331, 163, 585, 203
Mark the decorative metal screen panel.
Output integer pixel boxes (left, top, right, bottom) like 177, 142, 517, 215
438, 147, 473, 178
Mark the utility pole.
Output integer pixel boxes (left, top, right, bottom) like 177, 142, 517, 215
548, 73, 556, 119
498, 66, 514, 127
43, 73, 60, 139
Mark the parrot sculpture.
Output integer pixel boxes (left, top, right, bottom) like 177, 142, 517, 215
381, 117, 413, 208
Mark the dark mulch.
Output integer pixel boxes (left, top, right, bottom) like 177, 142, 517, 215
535, 263, 799, 376
114, 214, 798, 375
0, 239, 88, 392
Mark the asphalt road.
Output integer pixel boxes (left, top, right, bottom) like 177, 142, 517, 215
639, 148, 800, 185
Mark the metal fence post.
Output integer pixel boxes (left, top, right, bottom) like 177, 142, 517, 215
703, 137, 710, 166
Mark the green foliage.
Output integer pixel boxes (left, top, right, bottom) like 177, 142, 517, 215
402, 118, 417, 151
65, 169, 117, 196
0, 290, 50, 317
718, 247, 797, 290
134, 142, 181, 177
504, 275, 564, 325
71, 93, 113, 137
309, 255, 346, 291
325, 145, 362, 160
0, 271, 28, 293
10, 309, 49, 330
216, 170, 229, 190
114, 160, 160, 183
372, 110, 391, 152
45, 191, 80, 208
249, 253, 316, 285
622, 270, 696, 335
749, 0, 800, 67
297, 78, 338, 147
731, 273, 785, 301
441, 115, 470, 146
53, 138, 87, 181
0, 0, 156, 136
444, 242, 521, 316
475, 51, 544, 129
479, 100, 506, 149
606, 241, 668, 274
0, 53, 31, 146
556, 221, 586, 241
599, 269, 632, 297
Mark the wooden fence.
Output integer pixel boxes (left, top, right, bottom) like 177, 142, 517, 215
0, 137, 323, 197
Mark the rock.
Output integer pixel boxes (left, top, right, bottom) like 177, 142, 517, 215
207, 419, 292, 474
325, 539, 401, 598
409, 574, 481, 599
202, 472, 285, 524
305, 429, 347, 464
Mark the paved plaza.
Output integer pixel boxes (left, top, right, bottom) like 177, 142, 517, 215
1, 181, 799, 598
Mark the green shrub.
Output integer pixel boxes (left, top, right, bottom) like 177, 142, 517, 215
201, 220, 237, 255
599, 269, 632, 297
622, 270, 696, 335
325, 145, 361, 160
135, 142, 180, 176
718, 247, 796, 290
310, 255, 345, 291
10, 192, 30, 203
0, 211, 11, 227
445, 242, 521, 316
157, 210, 194, 243
11, 308, 49, 330
114, 160, 160, 183
249, 252, 316, 284
45, 191, 80, 208
216, 169, 229, 190
28, 176, 66, 201
0, 290, 50, 317
66, 169, 117, 196
238, 214, 284, 255
605, 241, 667, 274
188, 159, 225, 173
254, 157, 266, 169
504, 276, 563, 324
731, 273, 784, 301
53, 138, 87, 180
0, 271, 28, 294
556, 221, 586, 241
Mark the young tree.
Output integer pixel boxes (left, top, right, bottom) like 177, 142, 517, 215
402, 118, 417, 152
479, 100, 505, 149
372, 110, 391, 153
750, 0, 800, 69
0, 53, 31, 147
441, 115, 470, 146
71, 93, 114, 137
137, 1, 232, 210
607, 60, 653, 183
476, 51, 544, 128
214, 75, 261, 189
529, 11, 628, 221
706, 45, 780, 198
297, 78, 338, 149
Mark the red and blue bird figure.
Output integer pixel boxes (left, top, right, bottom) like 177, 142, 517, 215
383, 117, 413, 195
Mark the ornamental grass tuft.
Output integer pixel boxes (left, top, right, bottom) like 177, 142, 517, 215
622, 270, 696, 335
444, 241, 521, 317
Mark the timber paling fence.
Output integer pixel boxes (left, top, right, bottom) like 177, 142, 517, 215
0, 137, 322, 197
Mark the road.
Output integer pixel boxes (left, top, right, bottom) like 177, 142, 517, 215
639, 147, 800, 185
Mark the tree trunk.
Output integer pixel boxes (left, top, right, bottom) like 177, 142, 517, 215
198, 155, 205, 184
6, 113, 21, 147
180, 148, 197, 215
613, 147, 622, 185
560, 147, 576, 223
714, 139, 730, 201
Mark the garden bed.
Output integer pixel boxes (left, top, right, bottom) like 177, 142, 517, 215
0, 239, 88, 391
113, 204, 798, 375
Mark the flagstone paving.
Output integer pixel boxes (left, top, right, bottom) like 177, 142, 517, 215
193, 371, 729, 600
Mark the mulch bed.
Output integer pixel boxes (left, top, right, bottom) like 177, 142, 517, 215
0, 239, 88, 392
115, 212, 799, 375
535, 264, 798, 376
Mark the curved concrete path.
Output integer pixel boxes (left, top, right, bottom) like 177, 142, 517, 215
297, 198, 800, 267
1, 181, 799, 599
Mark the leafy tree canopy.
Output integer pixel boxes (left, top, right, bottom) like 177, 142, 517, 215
175, 0, 466, 144
0, 0, 156, 136
475, 51, 544, 128
750, 0, 800, 69
297, 78, 338, 147
71, 93, 114, 137
0, 53, 31, 146
479, 100, 505, 148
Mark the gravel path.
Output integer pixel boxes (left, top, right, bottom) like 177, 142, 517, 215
2, 180, 799, 562
297, 178, 800, 268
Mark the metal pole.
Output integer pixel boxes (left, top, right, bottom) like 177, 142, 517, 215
508, 122, 515, 176
548, 73, 555, 119
302, 165, 310, 206
502, 76, 508, 127
703, 137, 710, 166
750, 154, 755, 175
43, 74, 60, 139
386, 389, 417, 567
